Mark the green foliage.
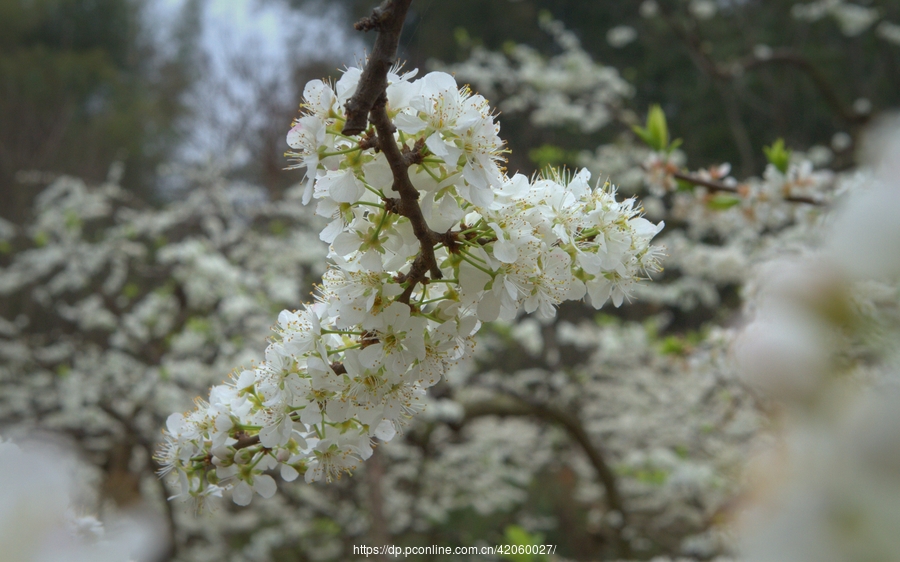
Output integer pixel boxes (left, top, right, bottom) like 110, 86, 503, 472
269, 219, 288, 237
186, 317, 212, 335
676, 177, 697, 192
659, 335, 688, 356
501, 525, 550, 562
633, 105, 682, 154
706, 193, 742, 210
121, 282, 140, 299
658, 329, 706, 356
528, 144, 577, 170
763, 138, 792, 174
454, 27, 472, 48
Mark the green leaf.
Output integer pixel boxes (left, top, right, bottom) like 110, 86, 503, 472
646, 104, 669, 151
675, 178, 696, 192
269, 219, 287, 237
634, 105, 681, 153
706, 193, 742, 210
122, 282, 140, 299
660, 335, 687, 355
186, 317, 211, 334
528, 144, 575, 169
763, 138, 791, 174
64, 209, 82, 231
501, 525, 547, 562
454, 27, 471, 47
632, 124, 654, 148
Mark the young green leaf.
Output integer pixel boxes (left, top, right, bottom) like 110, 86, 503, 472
763, 138, 791, 174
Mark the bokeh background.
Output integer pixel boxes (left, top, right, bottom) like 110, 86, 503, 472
2, 1, 900, 561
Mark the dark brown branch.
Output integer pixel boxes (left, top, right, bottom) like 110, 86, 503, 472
369, 98, 443, 282
656, 6, 867, 179
344, 0, 448, 307
463, 394, 632, 558
342, 0, 413, 136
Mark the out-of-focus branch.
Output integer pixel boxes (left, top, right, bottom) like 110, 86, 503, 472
659, 5, 866, 127
656, 6, 757, 174
364, 448, 390, 562
670, 169, 823, 205
656, 5, 867, 178
462, 394, 632, 558
738, 51, 868, 125
342, 0, 413, 136
101, 404, 176, 562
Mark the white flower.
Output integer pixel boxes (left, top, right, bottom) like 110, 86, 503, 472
607, 25, 637, 48
285, 115, 327, 203
360, 302, 427, 378
232, 472, 278, 506
301, 79, 336, 119
304, 427, 362, 483
277, 305, 323, 357
314, 168, 366, 204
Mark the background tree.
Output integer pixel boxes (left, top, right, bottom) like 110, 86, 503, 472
0, 0, 199, 222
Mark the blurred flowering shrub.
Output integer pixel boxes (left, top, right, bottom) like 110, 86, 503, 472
2, 1, 900, 561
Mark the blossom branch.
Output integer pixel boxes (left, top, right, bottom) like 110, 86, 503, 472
158, 0, 665, 508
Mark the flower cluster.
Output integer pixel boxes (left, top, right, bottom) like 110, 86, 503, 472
156, 67, 664, 506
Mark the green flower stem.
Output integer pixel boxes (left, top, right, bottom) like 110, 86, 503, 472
327, 344, 362, 355
576, 227, 600, 241
320, 145, 363, 158
371, 209, 390, 242
460, 254, 495, 277
460, 248, 488, 264
364, 184, 385, 198
420, 163, 444, 183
